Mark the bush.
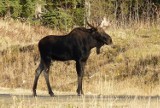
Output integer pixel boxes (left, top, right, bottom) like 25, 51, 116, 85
72, 8, 85, 26
41, 9, 74, 30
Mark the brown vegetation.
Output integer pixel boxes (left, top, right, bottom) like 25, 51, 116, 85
0, 19, 160, 96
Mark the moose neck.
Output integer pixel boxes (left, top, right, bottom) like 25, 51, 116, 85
89, 36, 101, 50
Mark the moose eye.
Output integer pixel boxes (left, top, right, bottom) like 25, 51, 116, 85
102, 36, 106, 40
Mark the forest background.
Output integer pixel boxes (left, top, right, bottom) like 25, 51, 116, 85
0, 0, 160, 30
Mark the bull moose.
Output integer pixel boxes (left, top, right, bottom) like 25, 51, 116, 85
32, 21, 113, 97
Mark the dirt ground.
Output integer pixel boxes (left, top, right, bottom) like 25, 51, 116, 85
0, 88, 159, 108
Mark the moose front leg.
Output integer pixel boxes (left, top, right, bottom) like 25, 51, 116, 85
76, 60, 86, 96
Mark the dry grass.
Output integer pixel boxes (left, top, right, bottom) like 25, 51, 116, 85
0, 19, 160, 100
0, 97, 159, 108
0, 88, 159, 108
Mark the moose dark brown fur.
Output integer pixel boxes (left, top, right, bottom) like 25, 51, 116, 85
32, 22, 112, 97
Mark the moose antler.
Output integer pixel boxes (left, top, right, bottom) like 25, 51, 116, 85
99, 17, 111, 28
86, 17, 111, 29
86, 20, 95, 28
85, 17, 96, 29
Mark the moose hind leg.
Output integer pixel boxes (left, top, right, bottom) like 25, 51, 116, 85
43, 60, 54, 97
33, 60, 44, 96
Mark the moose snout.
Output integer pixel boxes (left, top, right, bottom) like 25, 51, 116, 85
106, 37, 113, 45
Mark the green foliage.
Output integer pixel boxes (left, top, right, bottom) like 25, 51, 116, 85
21, 0, 36, 18
0, 0, 6, 17
42, 9, 74, 30
72, 8, 85, 26
9, 0, 22, 18
0, 0, 22, 18
41, 0, 85, 30
0, 0, 159, 29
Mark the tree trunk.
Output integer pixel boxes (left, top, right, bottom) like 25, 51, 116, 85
35, 3, 42, 19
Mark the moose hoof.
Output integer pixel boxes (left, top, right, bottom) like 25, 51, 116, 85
49, 92, 54, 97
77, 90, 84, 96
77, 93, 84, 96
77, 93, 82, 96
33, 93, 37, 97
33, 90, 37, 97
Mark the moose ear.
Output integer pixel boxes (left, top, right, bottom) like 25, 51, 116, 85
91, 27, 97, 32
89, 27, 97, 34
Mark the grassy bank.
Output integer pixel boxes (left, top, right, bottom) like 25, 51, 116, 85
0, 19, 160, 96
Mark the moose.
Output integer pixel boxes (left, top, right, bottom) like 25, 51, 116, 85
32, 20, 113, 97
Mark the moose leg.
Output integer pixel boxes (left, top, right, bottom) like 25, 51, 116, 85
33, 60, 44, 96
43, 60, 54, 97
76, 60, 86, 96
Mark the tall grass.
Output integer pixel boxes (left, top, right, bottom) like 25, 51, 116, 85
0, 19, 160, 97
